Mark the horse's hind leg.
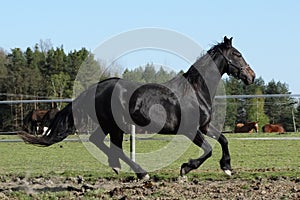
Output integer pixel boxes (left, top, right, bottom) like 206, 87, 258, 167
180, 130, 212, 176
90, 127, 149, 179
89, 127, 121, 172
110, 130, 149, 180
206, 125, 232, 176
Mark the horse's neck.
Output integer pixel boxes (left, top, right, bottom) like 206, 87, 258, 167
186, 54, 225, 100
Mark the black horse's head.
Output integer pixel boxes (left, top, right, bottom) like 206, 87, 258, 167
217, 36, 255, 85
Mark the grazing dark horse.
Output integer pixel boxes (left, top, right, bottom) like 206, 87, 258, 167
234, 122, 258, 133
19, 36, 255, 179
23, 109, 48, 135
262, 124, 285, 133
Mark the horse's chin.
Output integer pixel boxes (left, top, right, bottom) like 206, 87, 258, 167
242, 79, 251, 85
241, 76, 255, 85
229, 73, 254, 85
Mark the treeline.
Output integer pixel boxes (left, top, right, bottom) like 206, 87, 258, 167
0, 42, 299, 132
0, 41, 108, 130
223, 77, 296, 131
123, 63, 177, 84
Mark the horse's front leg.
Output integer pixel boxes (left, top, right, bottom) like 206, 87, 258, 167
206, 125, 232, 176
180, 130, 212, 176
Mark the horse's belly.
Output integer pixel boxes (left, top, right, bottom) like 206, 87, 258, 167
130, 107, 180, 134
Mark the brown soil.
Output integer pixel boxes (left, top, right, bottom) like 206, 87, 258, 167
0, 175, 299, 199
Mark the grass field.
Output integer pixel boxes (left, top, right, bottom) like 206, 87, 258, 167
0, 133, 299, 179
0, 132, 299, 199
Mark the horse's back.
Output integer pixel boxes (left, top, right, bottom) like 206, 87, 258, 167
234, 122, 258, 133
262, 124, 285, 133
236, 123, 244, 128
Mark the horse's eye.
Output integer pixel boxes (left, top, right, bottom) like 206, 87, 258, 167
233, 51, 242, 57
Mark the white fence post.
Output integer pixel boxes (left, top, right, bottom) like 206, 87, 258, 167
130, 124, 136, 162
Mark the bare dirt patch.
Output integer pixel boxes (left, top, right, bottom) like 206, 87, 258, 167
0, 175, 299, 199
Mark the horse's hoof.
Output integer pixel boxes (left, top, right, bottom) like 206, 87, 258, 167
112, 167, 121, 175
142, 174, 150, 181
180, 168, 186, 176
137, 173, 150, 180
224, 169, 232, 176
178, 175, 188, 183
180, 163, 189, 176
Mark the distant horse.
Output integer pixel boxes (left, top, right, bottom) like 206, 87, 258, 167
23, 107, 60, 135
234, 122, 258, 133
262, 124, 285, 133
19, 36, 255, 179
23, 109, 48, 135
37, 107, 60, 135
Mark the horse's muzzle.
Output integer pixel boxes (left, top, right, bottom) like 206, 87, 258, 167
241, 65, 255, 85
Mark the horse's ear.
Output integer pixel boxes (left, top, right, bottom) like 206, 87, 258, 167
224, 36, 233, 48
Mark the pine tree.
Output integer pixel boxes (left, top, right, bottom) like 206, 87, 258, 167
264, 80, 294, 131
142, 63, 156, 83
247, 88, 269, 132
223, 77, 243, 130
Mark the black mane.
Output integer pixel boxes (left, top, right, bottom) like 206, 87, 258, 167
207, 41, 228, 56
176, 41, 227, 96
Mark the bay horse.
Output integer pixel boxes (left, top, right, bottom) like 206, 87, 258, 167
23, 109, 48, 135
19, 36, 255, 179
23, 106, 60, 135
234, 122, 258, 133
262, 124, 285, 133
37, 107, 60, 135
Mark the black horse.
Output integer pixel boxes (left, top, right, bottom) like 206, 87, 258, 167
19, 36, 255, 179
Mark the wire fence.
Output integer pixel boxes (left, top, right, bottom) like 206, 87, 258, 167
1, 94, 300, 104
0, 94, 299, 134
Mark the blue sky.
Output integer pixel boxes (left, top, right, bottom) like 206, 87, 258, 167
1, 0, 300, 93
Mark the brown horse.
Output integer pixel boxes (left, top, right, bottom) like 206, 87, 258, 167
262, 124, 285, 133
23, 109, 48, 135
234, 122, 258, 133
23, 107, 59, 135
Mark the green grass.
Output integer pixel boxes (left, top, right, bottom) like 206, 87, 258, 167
225, 131, 300, 138
0, 138, 115, 179
0, 133, 299, 180
0, 133, 299, 199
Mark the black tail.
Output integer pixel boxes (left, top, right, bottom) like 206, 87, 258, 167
19, 103, 75, 146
